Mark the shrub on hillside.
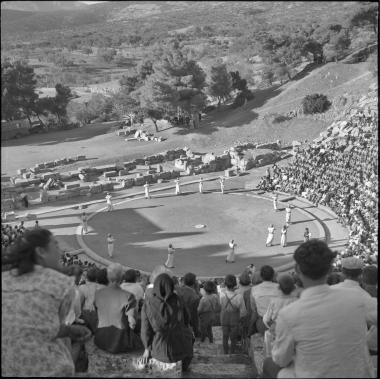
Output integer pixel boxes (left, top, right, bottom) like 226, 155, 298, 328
302, 94, 331, 114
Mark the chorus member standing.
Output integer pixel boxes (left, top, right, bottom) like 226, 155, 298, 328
107, 233, 115, 258
175, 178, 181, 195
285, 204, 292, 225
280, 225, 288, 247
165, 244, 175, 268
199, 177, 204, 193
81, 212, 88, 234
266, 224, 275, 247
105, 192, 113, 212
219, 176, 225, 194
273, 194, 278, 211
226, 240, 236, 263
144, 182, 150, 199
303, 227, 311, 242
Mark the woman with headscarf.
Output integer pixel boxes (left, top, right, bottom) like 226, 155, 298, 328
140, 273, 193, 372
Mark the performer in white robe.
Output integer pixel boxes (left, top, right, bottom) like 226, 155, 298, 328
105, 192, 113, 211
266, 224, 275, 246
273, 194, 278, 211
144, 182, 150, 199
81, 212, 88, 234
175, 178, 181, 195
219, 177, 225, 194
199, 177, 203, 193
280, 225, 288, 247
165, 244, 175, 268
107, 233, 115, 258
285, 204, 292, 225
226, 240, 236, 263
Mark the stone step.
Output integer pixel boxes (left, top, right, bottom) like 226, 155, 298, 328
193, 353, 252, 365
182, 362, 256, 378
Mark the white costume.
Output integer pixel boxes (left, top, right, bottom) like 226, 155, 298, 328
165, 246, 175, 268
273, 195, 278, 211
105, 194, 113, 211
107, 235, 115, 257
226, 241, 236, 263
199, 178, 203, 193
144, 183, 150, 199
220, 178, 225, 194
285, 207, 291, 224
281, 228, 287, 247
266, 226, 275, 246
175, 179, 181, 195
81, 214, 88, 234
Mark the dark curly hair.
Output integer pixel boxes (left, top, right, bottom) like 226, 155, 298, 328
2, 228, 52, 275
294, 240, 336, 280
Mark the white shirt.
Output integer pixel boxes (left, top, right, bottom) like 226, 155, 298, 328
120, 282, 144, 302
272, 284, 377, 378
250, 281, 280, 317
105, 195, 112, 204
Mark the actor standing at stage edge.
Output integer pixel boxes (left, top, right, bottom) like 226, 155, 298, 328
165, 243, 175, 268
226, 239, 236, 263
144, 182, 150, 199
105, 192, 113, 211
199, 177, 204, 193
107, 233, 115, 258
175, 178, 181, 195
219, 176, 225, 194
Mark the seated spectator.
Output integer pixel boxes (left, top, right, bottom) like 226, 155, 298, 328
262, 274, 298, 358
361, 265, 378, 298
78, 267, 104, 333
262, 240, 377, 378
176, 272, 201, 338
94, 263, 140, 353
121, 269, 145, 303
250, 265, 279, 335
197, 280, 221, 343
2, 228, 91, 377
140, 273, 193, 372
220, 274, 247, 354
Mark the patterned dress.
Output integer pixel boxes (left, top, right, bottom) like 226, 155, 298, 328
2, 265, 75, 377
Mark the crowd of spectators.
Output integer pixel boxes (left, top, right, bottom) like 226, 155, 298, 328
1, 227, 377, 377
257, 110, 378, 269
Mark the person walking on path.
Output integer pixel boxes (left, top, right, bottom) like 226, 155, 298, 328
281, 225, 288, 247
105, 192, 113, 212
144, 182, 151, 199
175, 178, 181, 195
303, 227, 311, 242
81, 212, 88, 234
226, 240, 237, 263
219, 177, 225, 194
285, 204, 292, 226
199, 177, 203, 194
165, 244, 175, 268
273, 194, 278, 211
266, 224, 275, 247
107, 233, 115, 258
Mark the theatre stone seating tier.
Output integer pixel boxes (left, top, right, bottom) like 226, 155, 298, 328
76, 326, 257, 378
1, 141, 287, 210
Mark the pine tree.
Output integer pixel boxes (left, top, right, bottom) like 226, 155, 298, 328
208, 63, 233, 107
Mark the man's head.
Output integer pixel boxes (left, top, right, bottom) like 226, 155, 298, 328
124, 269, 137, 283
341, 257, 364, 282
183, 272, 196, 287
260, 265, 275, 282
224, 274, 237, 290
294, 240, 336, 283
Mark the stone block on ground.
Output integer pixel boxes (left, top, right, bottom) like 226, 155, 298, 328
118, 169, 129, 176
44, 161, 55, 168
65, 183, 80, 190
41, 172, 59, 181
17, 168, 27, 175
101, 182, 114, 191
48, 194, 58, 202
89, 184, 102, 194
76, 155, 86, 161
224, 168, 235, 177
22, 172, 31, 179
103, 170, 117, 178
93, 164, 117, 173
134, 176, 145, 186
